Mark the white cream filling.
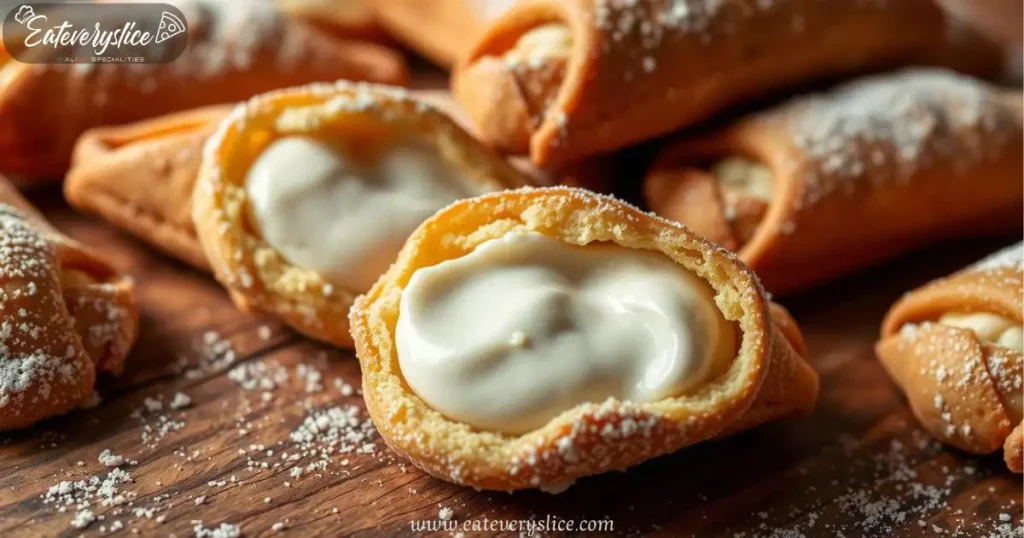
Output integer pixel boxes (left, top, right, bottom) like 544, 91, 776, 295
712, 157, 774, 202
939, 312, 1023, 352
245, 136, 482, 292
395, 232, 737, 435
504, 24, 572, 65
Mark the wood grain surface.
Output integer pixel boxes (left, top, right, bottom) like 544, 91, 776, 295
0, 196, 1021, 536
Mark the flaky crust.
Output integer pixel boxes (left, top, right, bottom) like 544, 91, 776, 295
371, 0, 515, 67
0, 178, 138, 430
876, 246, 1023, 472
646, 70, 1024, 295
349, 187, 818, 490
454, 0, 948, 168
0, 0, 408, 178
193, 82, 533, 348
66, 106, 232, 270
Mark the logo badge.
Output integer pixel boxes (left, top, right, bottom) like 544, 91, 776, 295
3, 3, 190, 64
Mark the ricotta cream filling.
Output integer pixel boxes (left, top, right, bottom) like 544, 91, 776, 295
245, 135, 481, 292
939, 312, 1023, 352
396, 232, 737, 434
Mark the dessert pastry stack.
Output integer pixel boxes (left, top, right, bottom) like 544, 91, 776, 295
0, 0, 409, 177
2, 0, 1021, 490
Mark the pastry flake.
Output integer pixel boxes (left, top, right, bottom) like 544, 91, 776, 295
645, 69, 1024, 294
0, 178, 138, 430
453, 0, 950, 167
876, 242, 1023, 473
349, 186, 818, 490
192, 81, 532, 348
0, 0, 409, 178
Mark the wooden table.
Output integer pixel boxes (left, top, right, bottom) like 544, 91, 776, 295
0, 186, 1020, 538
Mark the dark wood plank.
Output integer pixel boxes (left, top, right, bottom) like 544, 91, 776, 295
0, 188, 1019, 538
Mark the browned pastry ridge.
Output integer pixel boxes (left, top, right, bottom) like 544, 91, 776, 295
65, 90, 613, 271
876, 242, 1023, 473
275, 0, 388, 42
191, 81, 533, 348
0, 0, 409, 178
66, 106, 230, 270
371, 0, 518, 67
453, 0, 964, 168
350, 186, 819, 490
0, 178, 138, 431
644, 69, 1023, 295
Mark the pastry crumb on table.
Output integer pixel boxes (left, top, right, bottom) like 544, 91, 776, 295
0, 183, 1018, 538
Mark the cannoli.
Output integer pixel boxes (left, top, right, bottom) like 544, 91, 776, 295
349, 186, 819, 490
65, 90, 611, 270
0, 0, 409, 178
416, 89, 616, 192
192, 82, 532, 347
66, 106, 229, 270
371, 0, 518, 67
453, 0, 953, 168
644, 69, 1023, 295
0, 177, 138, 430
275, 0, 385, 42
876, 242, 1023, 473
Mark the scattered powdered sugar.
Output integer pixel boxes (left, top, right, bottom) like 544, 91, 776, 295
70, 508, 96, 529
741, 435, 1023, 537
169, 392, 192, 410
193, 521, 241, 538
228, 360, 289, 391
179, 330, 238, 380
42, 467, 134, 530
98, 449, 124, 467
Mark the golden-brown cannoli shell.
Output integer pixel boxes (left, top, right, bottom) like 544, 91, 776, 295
0, 178, 138, 430
66, 106, 230, 270
275, 0, 387, 42
0, 1, 408, 178
371, 0, 516, 67
454, 0, 949, 168
876, 246, 1022, 472
646, 70, 1024, 295
65, 90, 613, 272
192, 82, 532, 348
349, 186, 818, 490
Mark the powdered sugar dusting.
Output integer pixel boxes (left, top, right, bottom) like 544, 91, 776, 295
785, 69, 1019, 210
971, 242, 1024, 274
0, 203, 86, 415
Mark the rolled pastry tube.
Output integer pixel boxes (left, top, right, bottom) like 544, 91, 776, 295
0, 177, 139, 430
191, 82, 533, 348
349, 186, 818, 490
66, 106, 230, 270
645, 69, 1024, 295
0, 0, 409, 178
415, 89, 617, 192
274, 0, 387, 42
876, 242, 1023, 473
453, 0, 951, 168
65, 90, 611, 271
372, 0, 520, 67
